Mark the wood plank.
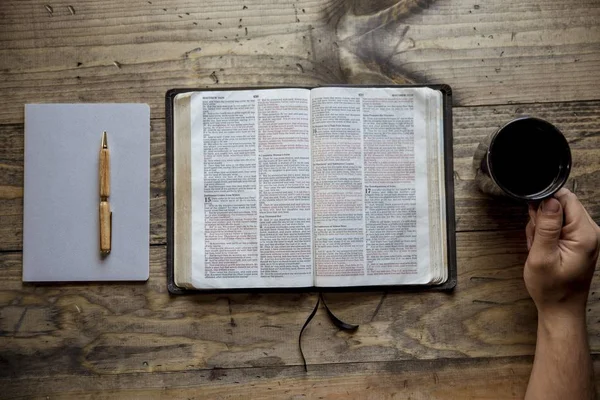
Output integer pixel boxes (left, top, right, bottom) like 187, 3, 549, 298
0, 124, 22, 251
1, 100, 598, 250
0, 357, 557, 399
2, 354, 600, 399
0, 0, 599, 124
1, 231, 599, 378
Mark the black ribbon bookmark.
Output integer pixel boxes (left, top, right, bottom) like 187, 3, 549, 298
298, 293, 359, 372
321, 293, 360, 331
298, 295, 320, 372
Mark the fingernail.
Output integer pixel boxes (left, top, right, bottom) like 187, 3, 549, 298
542, 198, 560, 214
527, 236, 532, 249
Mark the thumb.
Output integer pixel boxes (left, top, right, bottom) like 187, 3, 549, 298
530, 197, 563, 254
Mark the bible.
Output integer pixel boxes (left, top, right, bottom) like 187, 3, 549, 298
166, 85, 456, 292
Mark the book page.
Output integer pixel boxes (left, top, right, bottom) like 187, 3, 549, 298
312, 87, 438, 287
173, 93, 193, 288
189, 89, 313, 289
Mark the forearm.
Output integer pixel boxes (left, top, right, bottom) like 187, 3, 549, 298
525, 312, 595, 400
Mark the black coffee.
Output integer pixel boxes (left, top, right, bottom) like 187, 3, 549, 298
488, 118, 570, 198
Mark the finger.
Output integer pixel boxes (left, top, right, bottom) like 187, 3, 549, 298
528, 204, 537, 225
530, 198, 563, 256
554, 190, 600, 252
526, 219, 535, 251
558, 188, 600, 233
581, 205, 600, 234
554, 189, 590, 230
578, 200, 600, 249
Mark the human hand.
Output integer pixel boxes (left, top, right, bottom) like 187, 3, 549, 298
525, 188, 600, 319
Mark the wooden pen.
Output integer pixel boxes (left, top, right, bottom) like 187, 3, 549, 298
99, 131, 111, 255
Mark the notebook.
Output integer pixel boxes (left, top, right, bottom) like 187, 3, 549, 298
23, 104, 150, 282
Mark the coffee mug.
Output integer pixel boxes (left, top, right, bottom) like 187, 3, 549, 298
474, 116, 571, 201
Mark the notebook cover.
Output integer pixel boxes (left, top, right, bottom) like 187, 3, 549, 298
165, 85, 456, 294
23, 104, 150, 282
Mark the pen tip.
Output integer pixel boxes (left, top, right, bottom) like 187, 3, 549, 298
101, 131, 108, 148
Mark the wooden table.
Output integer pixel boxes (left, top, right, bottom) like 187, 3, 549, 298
1, 0, 599, 398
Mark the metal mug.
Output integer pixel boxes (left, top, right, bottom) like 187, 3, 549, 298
474, 116, 571, 201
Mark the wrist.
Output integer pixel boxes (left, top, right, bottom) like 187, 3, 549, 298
537, 307, 587, 339
534, 291, 589, 321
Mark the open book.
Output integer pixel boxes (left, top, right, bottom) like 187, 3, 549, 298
167, 86, 455, 291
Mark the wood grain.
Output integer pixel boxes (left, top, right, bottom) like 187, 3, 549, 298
1, 100, 598, 250
0, 124, 23, 251
1, 231, 599, 379
99, 201, 111, 254
7, 356, 598, 400
0, 0, 599, 123
99, 142, 110, 198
